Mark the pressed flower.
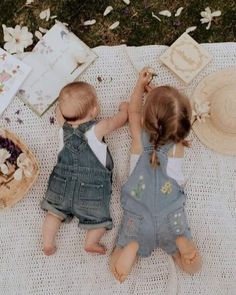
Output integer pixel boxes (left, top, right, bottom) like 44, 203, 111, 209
192, 100, 210, 122
2, 24, 33, 54
13, 153, 33, 181
109, 21, 120, 30
152, 12, 161, 22
0, 148, 11, 175
159, 10, 172, 17
39, 8, 51, 21
103, 6, 113, 16
83, 19, 96, 26
185, 26, 197, 33
175, 7, 184, 17
200, 7, 221, 30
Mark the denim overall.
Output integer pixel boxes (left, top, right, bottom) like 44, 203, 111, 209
41, 121, 114, 230
117, 132, 191, 256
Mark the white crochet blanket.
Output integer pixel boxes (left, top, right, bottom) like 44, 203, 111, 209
0, 43, 236, 295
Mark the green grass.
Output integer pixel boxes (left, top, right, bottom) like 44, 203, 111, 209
0, 0, 235, 50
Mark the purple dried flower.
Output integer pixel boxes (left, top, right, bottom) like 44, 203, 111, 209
49, 116, 55, 124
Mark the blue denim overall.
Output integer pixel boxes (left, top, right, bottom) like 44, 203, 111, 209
116, 132, 191, 256
41, 121, 114, 230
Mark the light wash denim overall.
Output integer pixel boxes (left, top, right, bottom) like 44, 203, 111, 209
41, 121, 114, 230
117, 132, 191, 256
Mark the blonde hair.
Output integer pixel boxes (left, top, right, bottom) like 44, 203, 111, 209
143, 86, 192, 168
59, 81, 97, 121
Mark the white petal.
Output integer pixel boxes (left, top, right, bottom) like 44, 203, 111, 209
46, 8, 51, 21
109, 21, 120, 30
0, 164, 9, 175
26, 0, 34, 4
83, 19, 96, 26
211, 10, 221, 17
39, 10, 47, 19
0, 149, 11, 164
205, 7, 212, 15
14, 168, 23, 181
175, 7, 184, 17
38, 27, 48, 33
206, 21, 211, 30
24, 168, 33, 178
103, 6, 113, 16
35, 30, 43, 40
122, 0, 130, 4
200, 18, 210, 24
50, 15, 57, 19
159, 10, 171, 17
185, 26, 197, 33
152, 12, 161, 22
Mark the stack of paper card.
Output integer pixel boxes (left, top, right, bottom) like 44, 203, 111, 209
18, 23, 98, 116
0, 48, 31, 116
159, 33, 212, 84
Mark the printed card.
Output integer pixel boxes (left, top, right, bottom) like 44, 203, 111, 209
0, 48, 31, 116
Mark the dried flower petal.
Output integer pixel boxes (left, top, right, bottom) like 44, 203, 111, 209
14, 168, 23, 180
103, 6, 113, 16
38, 27, 48, 33
35, 30, 43, 40
122, 0, 130, 5
109, 21, 120, 30
159, 10, 172, 17
192, 100, 210, 122
185, 26, 197, 33
39, 8, 50, 21
26, 0, 34, 4
175, 7, 184, 17
83, 19, 96, 26
152, 12, 161, 22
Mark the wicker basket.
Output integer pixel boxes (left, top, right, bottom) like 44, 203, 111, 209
0, 128, 40, 209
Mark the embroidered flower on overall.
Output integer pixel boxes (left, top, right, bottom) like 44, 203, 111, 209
160, 181, 172, 194
130, 175, 145, 200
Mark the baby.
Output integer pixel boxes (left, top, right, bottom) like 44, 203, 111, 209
41, 81, 128, 256
110, 68, 202, 282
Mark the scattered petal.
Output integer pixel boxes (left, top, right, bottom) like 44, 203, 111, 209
122, 0, 130, 5
83, 19, 96, 26
50, 15, 57, 19
152, 12, 161, 22
211, 11, 221, 17
26, 0, 34, 4
103, 6, 113, 16
175, 7, 184, 17
159, 10, 171, 17
200, 7, 221, 30
35, 30, 43, 40
185, 26, 197, 33
38, 27, 48, 33
39, 8, 50, 21
109, 21, 120, 30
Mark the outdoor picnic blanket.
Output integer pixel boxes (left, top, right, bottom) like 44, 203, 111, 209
0, 43, 236, 295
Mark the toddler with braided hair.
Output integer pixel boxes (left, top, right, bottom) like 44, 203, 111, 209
110, 68, 202, 283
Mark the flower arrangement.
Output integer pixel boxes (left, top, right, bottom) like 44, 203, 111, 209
192, 100, 210, 122
0, 135, 33, 186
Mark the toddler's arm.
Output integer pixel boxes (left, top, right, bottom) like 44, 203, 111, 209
94, 102, 129, 140
129, 68, 153, 154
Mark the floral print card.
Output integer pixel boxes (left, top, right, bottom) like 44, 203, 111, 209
18, 23, 98, 116
159, 33, 212, 84
0, 48, 31, 116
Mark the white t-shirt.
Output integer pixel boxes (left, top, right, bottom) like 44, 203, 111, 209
129, 145, 185, 186
58, 125, 107, 167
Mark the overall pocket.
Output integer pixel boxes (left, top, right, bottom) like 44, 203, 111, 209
46, 174, 66, 204
78, 182, 104, 209
122, 210, 143, 238
168, 207, 187, 236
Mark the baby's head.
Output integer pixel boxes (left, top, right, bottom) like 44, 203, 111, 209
142, 86, 192, 167
59, 81, 98, 123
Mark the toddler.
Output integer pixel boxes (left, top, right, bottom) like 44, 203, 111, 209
41, 81, 128, 256
110, 68, 202, 282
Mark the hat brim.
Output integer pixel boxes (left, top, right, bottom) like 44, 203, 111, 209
191, 67, 236, 156
0, 129, 40, 209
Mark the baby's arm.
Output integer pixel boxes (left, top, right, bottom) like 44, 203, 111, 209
94, 102, 129, 141
129, 68, 154, 154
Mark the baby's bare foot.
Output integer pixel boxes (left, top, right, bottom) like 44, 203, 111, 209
43, 244, 57, 256
175, 236, 202, 273
85, 243, 106, 255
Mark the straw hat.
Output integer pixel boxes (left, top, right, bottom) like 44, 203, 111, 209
191, 67, 236, 156
0, 128, 39, 209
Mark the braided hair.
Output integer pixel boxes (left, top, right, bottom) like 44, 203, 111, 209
142, 86, 192, 168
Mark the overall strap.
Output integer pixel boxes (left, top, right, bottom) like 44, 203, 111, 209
62, 120, 96, 142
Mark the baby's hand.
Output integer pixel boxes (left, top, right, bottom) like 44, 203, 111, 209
137, 67, 156, 88
119, 101, 129, 113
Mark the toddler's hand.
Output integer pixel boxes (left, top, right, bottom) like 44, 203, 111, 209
137, 67, 156, 88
